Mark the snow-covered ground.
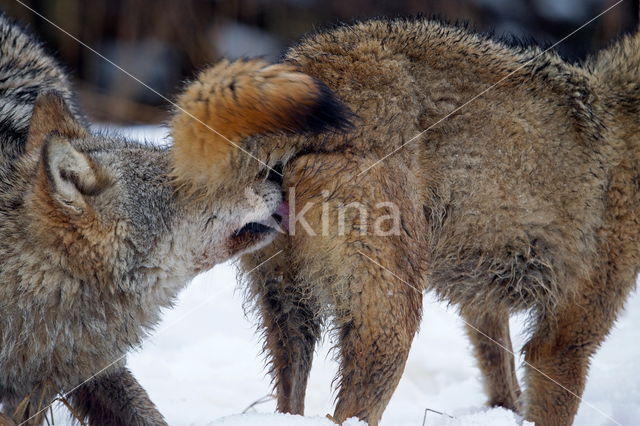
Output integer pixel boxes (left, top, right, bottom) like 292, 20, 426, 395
129, 264, 639, 426
47, 126, 638, 425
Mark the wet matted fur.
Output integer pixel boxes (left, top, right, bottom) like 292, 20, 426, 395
0, 12, 350, 426
172, 17, 640, 426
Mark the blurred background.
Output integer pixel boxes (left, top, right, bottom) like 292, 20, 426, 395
0, 0, 637, 124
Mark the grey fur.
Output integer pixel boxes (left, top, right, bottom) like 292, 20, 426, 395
0, 12, 282, 425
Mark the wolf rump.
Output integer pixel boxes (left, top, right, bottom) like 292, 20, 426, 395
172, 18, 640, 426
0, 12, 350, 425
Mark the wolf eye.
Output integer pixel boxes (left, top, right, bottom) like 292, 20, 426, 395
205, 215, 218, 229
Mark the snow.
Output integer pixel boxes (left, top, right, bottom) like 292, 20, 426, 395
113, 263, 638, 426
45, 126, 639, 425
203, 410, 527, 426
208, 413, 365, 425
425, 408, 528, 426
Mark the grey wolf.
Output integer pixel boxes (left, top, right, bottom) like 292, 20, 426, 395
172, 18, 640, 426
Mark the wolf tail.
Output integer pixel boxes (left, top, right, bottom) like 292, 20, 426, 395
586, 29, 640, 110
584, 27, 640, 155
170, 59, 352, 192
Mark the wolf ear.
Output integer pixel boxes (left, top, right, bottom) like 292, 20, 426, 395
39, 137, 110, 215
26, 91, 88, 154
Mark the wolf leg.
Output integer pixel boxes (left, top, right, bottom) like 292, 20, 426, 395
280, 153, 426, 425
462, 308, 521, 412
69, 366, 167, 426
242, 244, 321, 415
523, 273, 630, 426
331, 256, 423, 426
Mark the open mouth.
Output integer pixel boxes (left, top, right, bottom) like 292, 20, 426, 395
228, 201, 289, 254
233, 221, 275, 238
228, 165, 289, 254
228, 221, 276, 254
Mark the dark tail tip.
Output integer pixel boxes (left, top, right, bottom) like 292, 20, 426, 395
291, 79, 356, 135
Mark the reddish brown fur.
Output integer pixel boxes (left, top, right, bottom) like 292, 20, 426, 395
171, 59, 335, 195
0, 413, 15, 426
25, 93, 87, 153
172, 18, 640, 426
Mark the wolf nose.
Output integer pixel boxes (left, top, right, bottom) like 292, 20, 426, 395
273, 202, 290, 232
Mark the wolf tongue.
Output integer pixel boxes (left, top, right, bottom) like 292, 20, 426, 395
274, 202, 290, 232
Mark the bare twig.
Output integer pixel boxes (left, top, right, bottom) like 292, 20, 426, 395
422, 407, 455, 426
241, 394, 276, 414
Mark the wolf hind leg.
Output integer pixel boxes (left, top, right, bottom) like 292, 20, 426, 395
242, 244, 321, 415
462, 308, 521, 412
280, 153, 427, 424
523, 272, 631, 426
331, 250, 423, 426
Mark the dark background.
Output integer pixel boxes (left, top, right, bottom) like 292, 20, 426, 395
1, 0, 637, 123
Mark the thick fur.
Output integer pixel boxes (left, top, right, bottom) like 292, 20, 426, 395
171, 58, 352, 196
172, 18, 640, 426
0, 12, 342, 425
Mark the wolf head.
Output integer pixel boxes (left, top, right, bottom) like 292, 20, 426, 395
17, 91, 288, 298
